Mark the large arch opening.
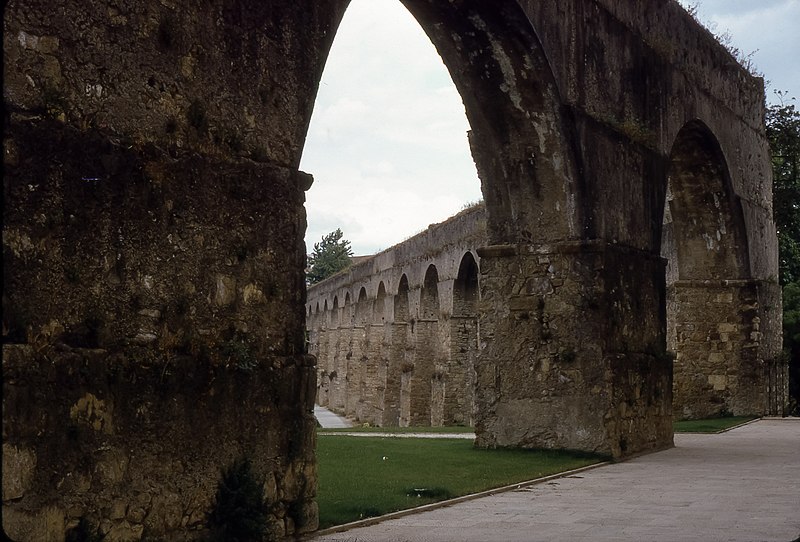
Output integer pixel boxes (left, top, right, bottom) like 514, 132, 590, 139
662, 120, 757, 419
395, 274, 412, 426
301, 0, 481, 256
419, 264, 443, 426
451, 251, 480, 425
374, 282, 389, 423
303, 0, 581, 438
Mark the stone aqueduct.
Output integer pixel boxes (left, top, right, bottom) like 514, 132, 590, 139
307, 197, 777, 431
3, 0, 782, 539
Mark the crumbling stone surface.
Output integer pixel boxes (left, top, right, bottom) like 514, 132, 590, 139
3, 114, 317, 538
670, 280, 781, 418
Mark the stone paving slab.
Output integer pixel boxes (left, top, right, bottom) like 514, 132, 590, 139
312, 419, 800, 542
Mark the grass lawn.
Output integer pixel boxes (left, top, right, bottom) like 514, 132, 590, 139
316, 436, 603, 529
673, 416, 758, 433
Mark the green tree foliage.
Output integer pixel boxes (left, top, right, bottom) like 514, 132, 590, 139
783, 282, 800, 415
307, 229, 353, 285
766, 92, 800, 413
766, 93, 800, 286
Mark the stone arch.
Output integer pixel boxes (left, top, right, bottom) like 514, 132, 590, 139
394, 274, 410, 323
397, 0, 582, 244
417, 264, 442, 425
453, 252, 479, 317
331, 296, 340, 327
342, 290, 358, 416
663, 120, 750, 282
372, 281, 390, 425
420, 264, 440, 320
662, 120, 760, 419
395, 274, 413, 426
382, 273, 406, 425
312, 0, 583, 433
375, 281, 387, 324
353, 285, 372, 420
340, 292, 354, 327
316, 0, 581, 247
355, 286, 370, 325
325, 295, 343, 411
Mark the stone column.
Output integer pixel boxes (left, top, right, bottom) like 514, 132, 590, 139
363, 323, 385, 425
474, 242, 672, 459
351, 324, 368, 421
448, 315, 478, 426
2, 132, 319, 538
313, 326, 329, 406
670, 279, 783, 418
339, 323, 356, 417
409, 319, 438, 426
382, 323, 406, 426
328, 324, 345, 413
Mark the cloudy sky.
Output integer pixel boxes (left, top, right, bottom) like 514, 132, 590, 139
300, 0, 799, 256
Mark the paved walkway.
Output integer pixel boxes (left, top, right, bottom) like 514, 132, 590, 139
312, 419, 800, 542
317, 431, 475, 439
314, 404, 353, 428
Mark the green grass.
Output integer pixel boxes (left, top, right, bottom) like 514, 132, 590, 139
316, 436, 603, 529
673, 416, 757, 433
318, 425, 475, 434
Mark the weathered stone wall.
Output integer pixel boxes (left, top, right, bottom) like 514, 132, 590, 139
670, 280, 781, 418
3, 118, 318, 539
474, 242, 671, 457
3, 0, 347, 538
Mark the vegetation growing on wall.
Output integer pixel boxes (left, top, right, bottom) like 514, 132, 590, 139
307, 229, 353, 285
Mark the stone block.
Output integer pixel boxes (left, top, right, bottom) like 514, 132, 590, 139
213, 274, 237, 306
708, 374, 727, 391
2, 506, 65, 542
2, 443, 36, 501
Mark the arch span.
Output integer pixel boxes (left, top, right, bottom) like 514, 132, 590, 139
664, 121, 766, 418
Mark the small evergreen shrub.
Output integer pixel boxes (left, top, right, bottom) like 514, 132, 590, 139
65, 517, 102, 542
206, 457, 268, 542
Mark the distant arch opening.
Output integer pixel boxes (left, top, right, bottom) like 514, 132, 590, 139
394, 275, 410, 323
450, 251, 480, 425
375, 282, 387, 324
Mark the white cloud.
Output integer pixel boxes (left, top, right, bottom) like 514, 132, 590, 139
301, 0, 481, 255
303, 0, 796, 255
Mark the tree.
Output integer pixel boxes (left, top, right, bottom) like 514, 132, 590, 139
766, 93, 800, 286
307, 229, 353, 285
783, 281, 800, 415
766, 92, 800, 414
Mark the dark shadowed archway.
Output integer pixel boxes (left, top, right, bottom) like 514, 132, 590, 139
450, 251, 480, 425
